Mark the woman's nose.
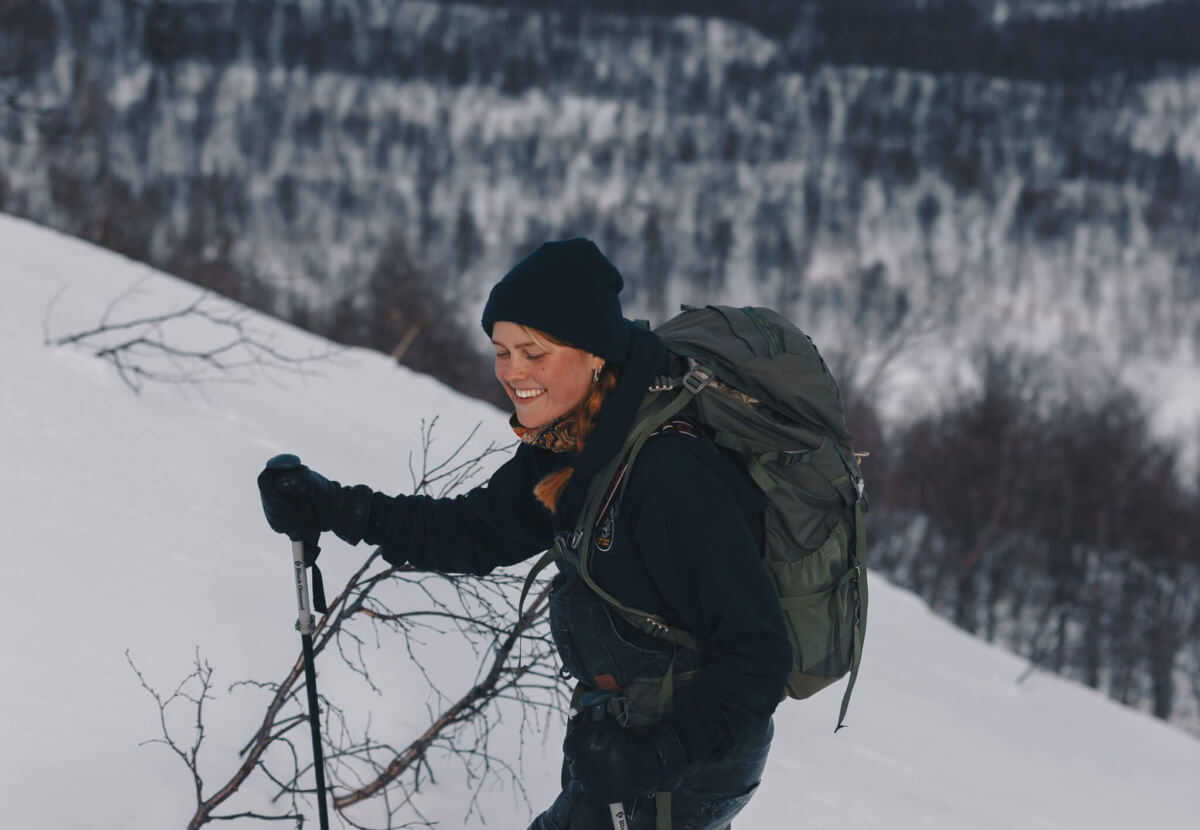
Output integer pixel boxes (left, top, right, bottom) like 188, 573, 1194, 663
503, 356, 527, 381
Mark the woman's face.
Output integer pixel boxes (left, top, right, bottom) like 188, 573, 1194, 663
492, 321, 601, 429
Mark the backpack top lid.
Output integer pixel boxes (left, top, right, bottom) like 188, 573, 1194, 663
654, 305, 854, 448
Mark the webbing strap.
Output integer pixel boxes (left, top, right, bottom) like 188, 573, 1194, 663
835, 499, 868, 732
310, 563, 328, 614
713, 434, 779, 493
517, 547, 558, 621
651, 647, 679, 830
656, 790, 672, 830
656, 650, 676, 720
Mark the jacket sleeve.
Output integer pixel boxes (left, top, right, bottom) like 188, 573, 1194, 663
624, 437, 792, 763
358, 443, 557, 575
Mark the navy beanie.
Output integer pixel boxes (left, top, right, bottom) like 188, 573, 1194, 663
481, 238, 630, 365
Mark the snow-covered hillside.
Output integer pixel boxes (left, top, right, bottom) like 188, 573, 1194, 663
3, 212, 1198, 829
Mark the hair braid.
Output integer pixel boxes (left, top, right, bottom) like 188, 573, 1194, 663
533, 367, 619, 512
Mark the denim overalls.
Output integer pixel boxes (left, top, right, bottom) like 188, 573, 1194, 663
528, 555, 773, 830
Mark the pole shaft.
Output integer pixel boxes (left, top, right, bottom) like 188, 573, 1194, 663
292, 540, 329, 830
301, 632, 330, 830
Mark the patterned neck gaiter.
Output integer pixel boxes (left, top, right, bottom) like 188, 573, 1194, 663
510, 412, 579, 454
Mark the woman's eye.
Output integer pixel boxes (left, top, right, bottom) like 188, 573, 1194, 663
525, 352, 546, 361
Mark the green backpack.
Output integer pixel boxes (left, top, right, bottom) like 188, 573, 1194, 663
526, 304, 868, 730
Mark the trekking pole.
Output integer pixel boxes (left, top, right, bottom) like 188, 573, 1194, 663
291, 537, 331, 830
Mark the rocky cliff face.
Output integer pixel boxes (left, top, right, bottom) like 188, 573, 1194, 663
3, 0, 1199, 416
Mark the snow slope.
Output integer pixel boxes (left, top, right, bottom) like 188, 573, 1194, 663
2, 213, 1197, 829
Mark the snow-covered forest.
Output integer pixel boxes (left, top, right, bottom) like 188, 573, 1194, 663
3, 0, 1199, 761
5, 1, 1200, 397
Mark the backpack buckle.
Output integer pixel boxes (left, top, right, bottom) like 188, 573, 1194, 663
682, 364, 714, 394
554, 531, 582, 558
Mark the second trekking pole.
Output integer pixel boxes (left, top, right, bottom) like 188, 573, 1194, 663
291, 537, 331, 830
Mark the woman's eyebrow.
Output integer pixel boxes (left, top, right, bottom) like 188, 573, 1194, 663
491, 339, 540, 349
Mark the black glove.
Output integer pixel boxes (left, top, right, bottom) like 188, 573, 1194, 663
257, 454, 371, 549
562, 718, 688, 805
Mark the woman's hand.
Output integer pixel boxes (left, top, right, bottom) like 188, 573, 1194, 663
256, 454, 341, 548
563, 718, 687, 805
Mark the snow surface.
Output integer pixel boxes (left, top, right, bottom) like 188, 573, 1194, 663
2, 212, 1198, 829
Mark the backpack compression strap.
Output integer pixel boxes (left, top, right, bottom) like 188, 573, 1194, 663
837, 497, 867, 732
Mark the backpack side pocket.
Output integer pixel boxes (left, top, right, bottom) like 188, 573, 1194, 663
764, 521, 857, 698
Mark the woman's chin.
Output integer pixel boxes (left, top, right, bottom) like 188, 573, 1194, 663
512, 403, 542, 429
514, 400, 561, 429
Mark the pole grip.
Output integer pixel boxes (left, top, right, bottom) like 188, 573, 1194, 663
608, 803, 628, 829
292, 539, 316, 635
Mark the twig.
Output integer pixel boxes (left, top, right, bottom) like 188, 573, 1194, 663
45, 282, 341, 393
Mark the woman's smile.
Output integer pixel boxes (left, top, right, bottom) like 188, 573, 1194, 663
512, 386, 546, 401
492, 321, 598, 428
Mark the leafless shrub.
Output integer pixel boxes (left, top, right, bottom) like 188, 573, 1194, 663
130, 422, 567, 829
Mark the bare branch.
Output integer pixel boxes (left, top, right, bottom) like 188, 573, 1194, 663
126, 647, 215, 807
207, 812, 300, 824
333, 582, 554, 809
45, 282, 342, 393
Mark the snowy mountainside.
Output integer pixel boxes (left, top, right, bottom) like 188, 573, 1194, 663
3, 213, 1200, 828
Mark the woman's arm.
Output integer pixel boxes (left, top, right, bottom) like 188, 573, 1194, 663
356, 444, 559, 575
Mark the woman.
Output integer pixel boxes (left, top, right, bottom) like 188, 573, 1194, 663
258, 238, 791, 829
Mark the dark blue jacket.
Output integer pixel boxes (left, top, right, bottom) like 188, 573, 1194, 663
353, 324, 791, 763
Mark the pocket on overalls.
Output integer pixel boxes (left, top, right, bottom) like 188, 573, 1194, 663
549, 594, 591, 682
597, 604, 673, 692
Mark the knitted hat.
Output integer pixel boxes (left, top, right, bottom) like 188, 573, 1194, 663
481, 238, 630, 364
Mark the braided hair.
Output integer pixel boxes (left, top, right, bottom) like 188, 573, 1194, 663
524, 329, 619, 513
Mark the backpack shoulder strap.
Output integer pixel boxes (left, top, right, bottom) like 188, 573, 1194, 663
518, 364, 716, 647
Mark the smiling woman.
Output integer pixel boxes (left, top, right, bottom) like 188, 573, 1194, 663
258, 237, 790, 830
